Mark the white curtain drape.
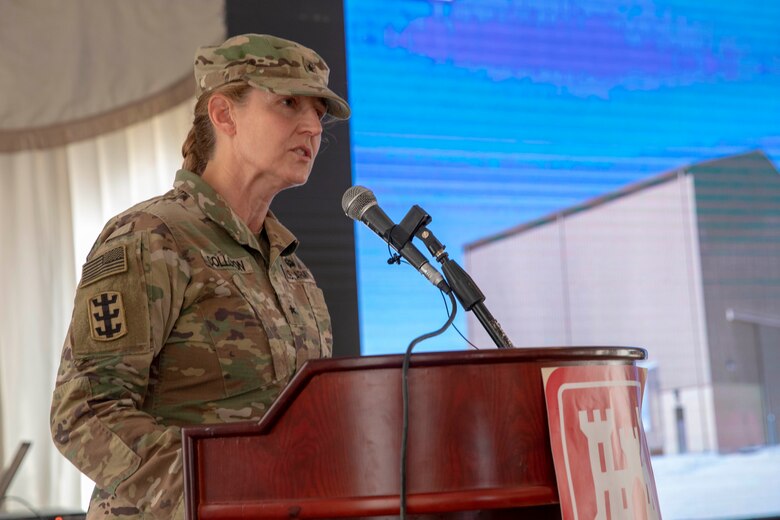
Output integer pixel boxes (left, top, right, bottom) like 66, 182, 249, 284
0, 1, 224, 510
0, 0, 224, 152
0, 100, 193, 511
0, 147, 80, 511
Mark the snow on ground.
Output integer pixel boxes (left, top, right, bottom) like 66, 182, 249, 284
652, 445, 780, 519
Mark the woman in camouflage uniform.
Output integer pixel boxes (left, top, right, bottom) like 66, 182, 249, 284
50, 34, 350, 519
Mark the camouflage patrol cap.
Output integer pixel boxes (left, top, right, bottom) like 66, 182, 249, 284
194, 34, 350, 120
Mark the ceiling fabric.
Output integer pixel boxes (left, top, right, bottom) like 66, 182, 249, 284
0, 0, 225, 152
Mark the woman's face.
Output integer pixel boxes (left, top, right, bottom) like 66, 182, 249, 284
231, 88, 326, 190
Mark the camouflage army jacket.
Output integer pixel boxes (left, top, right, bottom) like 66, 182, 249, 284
50, 169, 333, 519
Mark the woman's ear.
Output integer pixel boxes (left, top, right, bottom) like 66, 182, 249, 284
207, 94, 237, 137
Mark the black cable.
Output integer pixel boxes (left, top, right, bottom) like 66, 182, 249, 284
400, 290, 458, 519
439, 289, 480, 350
1, 495, 43, 519
386, 242, 402, 265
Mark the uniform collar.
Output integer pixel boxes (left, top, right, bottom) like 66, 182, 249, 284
263, 212, 299, 264
174, 169, 298, 261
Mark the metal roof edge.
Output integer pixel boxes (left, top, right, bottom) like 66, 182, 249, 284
464, 150, 769, 252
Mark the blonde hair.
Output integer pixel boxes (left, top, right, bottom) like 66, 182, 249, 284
181, 82, 253, 175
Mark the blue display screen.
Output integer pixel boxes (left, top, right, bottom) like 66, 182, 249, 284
343, 0, 780, 355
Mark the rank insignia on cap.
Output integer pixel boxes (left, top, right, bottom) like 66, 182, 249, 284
88, 291, 127, 341
80, 245, 128, 287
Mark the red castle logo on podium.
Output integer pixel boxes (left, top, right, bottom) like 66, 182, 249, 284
543, 365, 661, 520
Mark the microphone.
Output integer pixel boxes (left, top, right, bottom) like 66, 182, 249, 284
342, 186, 449, 292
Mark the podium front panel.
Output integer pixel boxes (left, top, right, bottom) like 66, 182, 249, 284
183, 347, 645, 519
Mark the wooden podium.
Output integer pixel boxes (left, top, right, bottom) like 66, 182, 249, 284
182, 347, 645, 519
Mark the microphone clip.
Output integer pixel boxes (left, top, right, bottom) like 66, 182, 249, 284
388, 205, 432, 250
385, 206, 431, 268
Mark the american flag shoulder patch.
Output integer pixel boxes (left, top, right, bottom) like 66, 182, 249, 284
80, 245, 128, 287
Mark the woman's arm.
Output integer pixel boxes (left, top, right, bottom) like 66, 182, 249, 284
51, 212, 189, 518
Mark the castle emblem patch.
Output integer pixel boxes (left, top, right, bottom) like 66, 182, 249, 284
88, 291, 127, 341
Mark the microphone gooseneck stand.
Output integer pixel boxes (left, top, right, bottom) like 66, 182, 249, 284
393, 204, 515, 516
392, 205, 514, 349
344, 193, 516, 519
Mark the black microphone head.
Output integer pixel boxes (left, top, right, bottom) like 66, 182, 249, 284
342, 185, 377, 221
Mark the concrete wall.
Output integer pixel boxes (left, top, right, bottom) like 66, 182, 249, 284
466, 172, 716, 453
466, 219, 570, 347
466, 151, 780, 452
692, 151, 780, 450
